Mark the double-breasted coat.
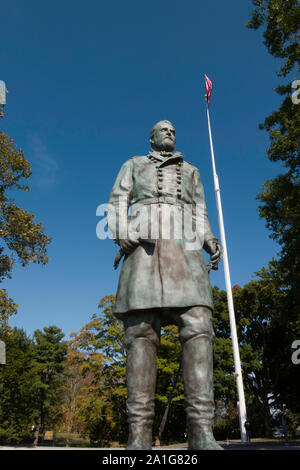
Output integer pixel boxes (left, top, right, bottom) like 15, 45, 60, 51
107, 150, 217, 320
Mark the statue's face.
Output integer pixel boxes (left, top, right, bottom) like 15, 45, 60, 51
150, 121, 176, 152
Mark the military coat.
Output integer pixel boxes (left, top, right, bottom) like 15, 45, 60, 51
107, 150, 217, 319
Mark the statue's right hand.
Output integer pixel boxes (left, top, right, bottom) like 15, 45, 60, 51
119, 238, 139, 254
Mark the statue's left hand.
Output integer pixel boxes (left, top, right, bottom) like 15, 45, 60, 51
206, 239, 222, 268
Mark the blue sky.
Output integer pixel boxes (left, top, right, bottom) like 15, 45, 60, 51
0, 0, 287, 339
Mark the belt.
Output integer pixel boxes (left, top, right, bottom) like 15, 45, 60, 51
132, 196, 189, 207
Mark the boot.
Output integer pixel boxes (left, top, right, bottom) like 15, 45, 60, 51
182, 333, 223, 450
126, 337, 157, 450
187, 421, 223, 450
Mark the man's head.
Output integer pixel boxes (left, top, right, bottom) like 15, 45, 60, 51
150, 120, 176, 152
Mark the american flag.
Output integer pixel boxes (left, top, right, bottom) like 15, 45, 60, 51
205, 74, 212, 107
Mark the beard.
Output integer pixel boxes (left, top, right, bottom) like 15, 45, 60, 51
158, 137, 175, 152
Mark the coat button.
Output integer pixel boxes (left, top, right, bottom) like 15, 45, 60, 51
158, 185, 163, 190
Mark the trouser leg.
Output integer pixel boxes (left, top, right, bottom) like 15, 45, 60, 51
178, 306, 223, 450
123, 311, 161, 450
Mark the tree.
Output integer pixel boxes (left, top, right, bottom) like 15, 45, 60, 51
67, 295, 127, 445
30, 326, 67, 445
213, 278, 296, 438
0, 288, 18, 331
247, 0, 300, 77
0, 327, 36, 444
59, 346, 92, 445
211, 286, 239, 439
154, 324, 184, 444
247, 0, 300, 416
255, 264, 300, 415
0, 326, 68, 445
61, 342, 110, 447
246, 2, 300, 309
232, 280, 282, 437
0, 131, 51, 326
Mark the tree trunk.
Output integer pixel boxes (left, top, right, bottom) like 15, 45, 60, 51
158, 362, 182, 444
33, 415, 41, 447
261, 397, 273, 438
66, 403, 75, 447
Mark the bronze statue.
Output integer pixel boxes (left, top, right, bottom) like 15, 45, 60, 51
107, 120, 223, 450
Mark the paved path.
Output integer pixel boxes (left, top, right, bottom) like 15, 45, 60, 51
0, 440, 299, 451
158, 440, 300, 451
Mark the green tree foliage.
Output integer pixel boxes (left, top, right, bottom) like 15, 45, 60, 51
247, 0, 300, 77
255, 265, 300, 415
154, 324, 184, 444
212, 286, 235, 404
211, 286, 240, 439
0, 326, 67, 444
30, 326, 67, 445
59, 347, 94, 445
232, 281, 282, 437
61, 345, 110, 447
212, 278, 299, 438
0, 288, 18, 331
0, 132, 51, 327
247, 0, 300, 416
0, 328, 36, 444
66, 295, 124, 446
247, 1, 300, 306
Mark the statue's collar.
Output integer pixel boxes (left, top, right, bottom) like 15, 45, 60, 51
148, 150, 183, 164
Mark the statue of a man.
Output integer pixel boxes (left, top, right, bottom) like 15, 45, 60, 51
107, 120, 223, 450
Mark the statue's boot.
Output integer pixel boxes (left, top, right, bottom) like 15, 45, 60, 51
126, 337, 157, 450
182, 333, 223, 450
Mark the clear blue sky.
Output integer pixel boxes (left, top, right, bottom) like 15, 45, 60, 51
1, 0, 284, 339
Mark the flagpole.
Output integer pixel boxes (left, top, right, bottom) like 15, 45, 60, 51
205, 92, 247, 443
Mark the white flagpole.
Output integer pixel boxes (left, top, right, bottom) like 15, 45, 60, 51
205, 95, 247, 443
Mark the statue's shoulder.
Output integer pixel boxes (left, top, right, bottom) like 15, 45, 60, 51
119, 155, 145, 169
129, 155, 147, 162
122, 155, 147, 163
123, 155, 149, 167
183, 160, 199, 171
